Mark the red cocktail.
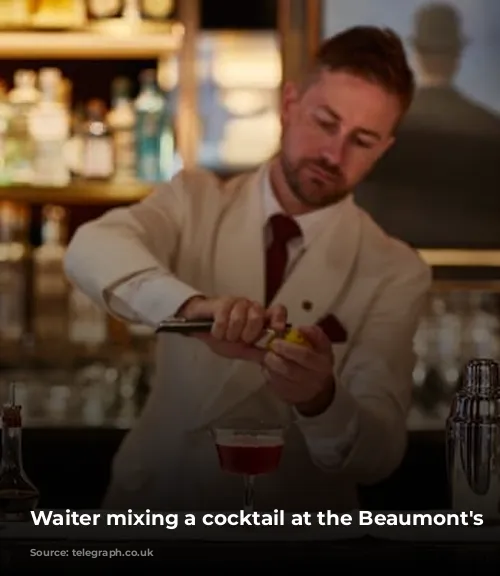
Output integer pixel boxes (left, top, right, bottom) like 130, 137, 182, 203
213, 423, 285, 513
216, 434, 284, 475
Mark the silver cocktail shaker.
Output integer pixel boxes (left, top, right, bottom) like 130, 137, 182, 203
446, 358, 500, 521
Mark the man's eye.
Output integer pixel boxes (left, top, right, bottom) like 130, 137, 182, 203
316, 117, 334, 130
355, 138, 373, 149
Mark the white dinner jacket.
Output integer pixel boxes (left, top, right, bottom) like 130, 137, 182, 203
64, 165, 432, 512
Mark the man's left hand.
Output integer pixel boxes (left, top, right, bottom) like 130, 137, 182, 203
263, 325, 335, 417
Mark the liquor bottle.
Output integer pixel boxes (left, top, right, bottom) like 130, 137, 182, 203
0, 0, 31, 29
82, 99, 114, 180
0, 79, 12, 185
0, 384, 40, 522
6, 70, 39, 184
139, 0, 174, 21
64, 103, 86, 178
28, 68, 71, 187
68, 287, 108, 347
32, 205, 70, 343
107, 77, 136, 182
86, 0, 124, 20
0, 202, 30, 342
135, 69, 169, 182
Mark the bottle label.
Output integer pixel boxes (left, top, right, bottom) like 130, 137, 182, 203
114, 129, 135, 174
33, 141, 70, 186
83, 138, 114, 179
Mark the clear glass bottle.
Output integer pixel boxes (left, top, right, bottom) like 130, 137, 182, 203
32, 205, 69, 343
0, 0, 30, 29
82, 99, 114, 180
64, 103, 86, 179
0, 385, 40, 522
108, 77, 136, 183
68, 288, 108, 348
0, 79, 13, 185
139, 0, 174, 21
87, 0, 124, 20
6, 70, 39, 184
31, 0, 87, 29
28, 68, 71, 187
0, 202, 30, 343
135, 69, 171, 182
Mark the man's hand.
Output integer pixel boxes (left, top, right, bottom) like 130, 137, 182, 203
263, 325, 335, 417
177, 295, 286, 363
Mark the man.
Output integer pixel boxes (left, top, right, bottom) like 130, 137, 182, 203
65, 26, 432, 512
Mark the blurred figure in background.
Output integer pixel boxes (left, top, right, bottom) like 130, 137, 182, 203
355, 2, 500, 248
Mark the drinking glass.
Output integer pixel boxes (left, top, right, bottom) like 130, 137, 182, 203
212, 420, 285, 514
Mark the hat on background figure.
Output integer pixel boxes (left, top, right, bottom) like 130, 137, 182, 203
410, 3, 468, 53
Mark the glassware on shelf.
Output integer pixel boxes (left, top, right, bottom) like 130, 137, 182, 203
135, 68, 173, 182
32, 205, 70, 344
0, 202, 30, 343
0, 0, 31, 30
30, 0, 87, 30
139, 0, 174, 22
212, 419, 285, 514
87, 0, 125, 21
6, 69, 39, 184
0, 383, 39, 522
108, 77, 136, 183
28, 68, 71, 187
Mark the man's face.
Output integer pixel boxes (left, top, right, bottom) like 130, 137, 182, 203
279, 70, 401, 208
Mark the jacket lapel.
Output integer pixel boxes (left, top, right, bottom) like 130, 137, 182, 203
211, 166, 266, 303
195, 196, 363, 430
271, 197, 362, 328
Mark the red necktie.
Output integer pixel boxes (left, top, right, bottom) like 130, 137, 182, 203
265, 214, 302, 306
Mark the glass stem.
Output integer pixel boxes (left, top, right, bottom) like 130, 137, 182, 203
243, 474, 255, 514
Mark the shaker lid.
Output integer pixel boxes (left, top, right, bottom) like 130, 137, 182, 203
462, 358, 499, 395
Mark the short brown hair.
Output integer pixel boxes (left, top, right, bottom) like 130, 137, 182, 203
309, 26, 415, 113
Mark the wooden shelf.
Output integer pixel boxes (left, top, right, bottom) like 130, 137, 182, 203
0, 21, 184, 59
419, 249, 500, 267
0, 182, 152, 205
432, 280, 500, 292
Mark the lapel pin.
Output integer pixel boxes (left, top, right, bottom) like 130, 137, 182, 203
302, 300, 313, 311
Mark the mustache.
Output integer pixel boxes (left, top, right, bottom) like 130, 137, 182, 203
307, 160, 344, 181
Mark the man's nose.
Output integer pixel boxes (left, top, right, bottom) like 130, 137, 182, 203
321, 135, 345, 166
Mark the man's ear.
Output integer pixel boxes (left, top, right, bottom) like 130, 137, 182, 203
281, 81, 300, 122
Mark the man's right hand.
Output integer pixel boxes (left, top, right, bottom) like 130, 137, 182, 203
177, 295, 287, 363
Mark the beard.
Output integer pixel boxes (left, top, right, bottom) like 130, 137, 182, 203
278, 150, 351, 209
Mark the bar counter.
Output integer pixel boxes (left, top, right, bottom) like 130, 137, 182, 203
3, 428, 493, 571
9, 428, 447, 511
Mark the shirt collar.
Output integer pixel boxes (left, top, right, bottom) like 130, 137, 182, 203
261, 165, 347, 247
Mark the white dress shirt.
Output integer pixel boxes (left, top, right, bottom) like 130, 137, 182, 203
104, 168, 358, 467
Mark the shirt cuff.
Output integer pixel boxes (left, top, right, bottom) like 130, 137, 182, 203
294, 382, 360, 468
105, 270, 203, 327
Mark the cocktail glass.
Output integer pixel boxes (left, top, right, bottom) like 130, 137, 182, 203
212, 420, 285, 514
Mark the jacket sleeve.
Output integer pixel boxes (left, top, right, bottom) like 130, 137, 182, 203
64, 172, 203, 325
297, 258, 432, 484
